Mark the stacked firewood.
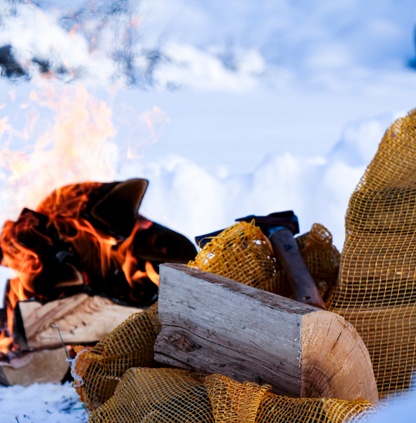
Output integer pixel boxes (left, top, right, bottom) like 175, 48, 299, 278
0, 178, 196, 385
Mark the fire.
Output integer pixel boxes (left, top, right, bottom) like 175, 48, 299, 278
0, 83, 118, 225
0, 179, 163, 351
0, 83, 176, 354
145, 261, 159, 286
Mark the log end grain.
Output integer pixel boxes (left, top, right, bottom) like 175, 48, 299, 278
301, 311, 378, 402
155, 264, 379, 402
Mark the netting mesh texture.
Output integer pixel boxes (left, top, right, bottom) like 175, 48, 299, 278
87, 368, 379, 423
327, 108, 416, 398
73, 302, 160, 411
188, 221, 340, 301
73, 111, 416, 421
74, 221, 377, 422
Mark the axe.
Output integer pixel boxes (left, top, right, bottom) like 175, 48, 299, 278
195, 211, 326, 310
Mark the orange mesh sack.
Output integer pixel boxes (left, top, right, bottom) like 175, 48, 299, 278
71, 219, 378, 423
73, 302, 160, 411
327, 108, 416, 398
88, 369, 379, 423
208, 374, 380, 423
88, 368, 214, 423
188, 221, 280, 293
188, 220, 340, 300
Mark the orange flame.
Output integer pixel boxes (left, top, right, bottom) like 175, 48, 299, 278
0, 84, 118, 227
0, 182, 160, 353
0, 84, 169, 353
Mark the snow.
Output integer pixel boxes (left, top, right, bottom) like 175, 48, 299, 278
0, 0, 416, 420
0, 382, 88, 422
366, 390, 416, 423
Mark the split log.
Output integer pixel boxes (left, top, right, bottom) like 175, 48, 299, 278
14, 294, 144, 350
0, 348, 68, 386
154, 264, 379, 402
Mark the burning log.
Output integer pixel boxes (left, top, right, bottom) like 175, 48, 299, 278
13, 294, 144, 351
154, 264, 379, 403
0, 178, 197, 358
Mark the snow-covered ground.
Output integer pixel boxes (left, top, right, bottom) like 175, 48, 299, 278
1, 0, 416, 421
0, 382, 88, 422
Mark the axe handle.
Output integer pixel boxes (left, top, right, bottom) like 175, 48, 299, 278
269, 228, 326, 310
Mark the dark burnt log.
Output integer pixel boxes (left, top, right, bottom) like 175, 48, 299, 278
132, 217, 197, 264
0, 179, 197, 339
0, 308, 6, 331
90, 178, 149, 237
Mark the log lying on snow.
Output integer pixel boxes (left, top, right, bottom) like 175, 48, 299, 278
14, 293, 145, 350
0, 348, 68, 386
154, 264, 379, 402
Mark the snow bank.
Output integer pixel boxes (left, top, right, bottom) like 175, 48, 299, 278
1, 0, 416, 88
366, 389, 416, 422
0, 80, 404, 299
137, 114, 393, 250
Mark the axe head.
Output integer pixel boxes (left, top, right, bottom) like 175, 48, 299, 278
195, 211, 299, 248
235, 211, 299, 236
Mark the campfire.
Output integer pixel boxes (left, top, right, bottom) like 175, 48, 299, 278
0, 178, 196, 384
0, 85, 195, 385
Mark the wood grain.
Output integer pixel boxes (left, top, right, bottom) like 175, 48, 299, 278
154, 263, 378, 402
14, 294, 144, 350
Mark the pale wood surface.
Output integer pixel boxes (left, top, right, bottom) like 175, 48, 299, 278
16, 294, 144, 350
0, 348, 68, 386
154, 263, 378, 402
301, 311, 378, 401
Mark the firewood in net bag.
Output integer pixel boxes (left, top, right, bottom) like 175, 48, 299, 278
188, 220, 340, 302
326, 108, 416, 399
72, 220, 376, 423
86, 369, 379, 423
74, 112, 416, 418
72, 302, 160, 411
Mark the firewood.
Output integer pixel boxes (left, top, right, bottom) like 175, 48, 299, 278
14, 294, 145, 350
0, 348, 68, 386
154, 264, 379, 403
0, 308, 6, 331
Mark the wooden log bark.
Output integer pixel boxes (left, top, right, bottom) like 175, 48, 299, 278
0, 348, 68, 386
14, 294, 144, 350
154, 263, 379, 402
